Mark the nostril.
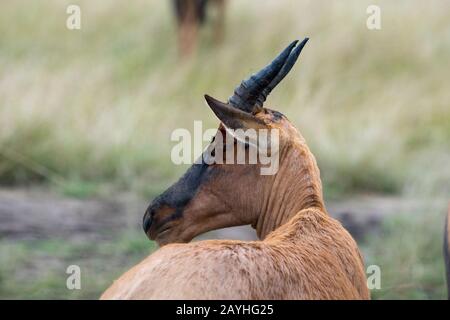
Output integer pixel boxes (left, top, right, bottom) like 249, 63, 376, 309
143, 210, 153, 233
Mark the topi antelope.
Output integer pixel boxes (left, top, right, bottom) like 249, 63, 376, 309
173, 0, 226, 58
101, 38, 370, 299
445, 204, 450, 299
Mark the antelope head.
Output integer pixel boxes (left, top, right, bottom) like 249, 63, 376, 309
143, 38, 324, 246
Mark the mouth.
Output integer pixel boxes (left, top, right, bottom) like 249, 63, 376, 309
156, 226, 172, 239
149, 223, 172, 241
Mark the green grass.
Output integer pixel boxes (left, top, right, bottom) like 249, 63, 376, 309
362, 199, 448, 299
0, 231, 155, 299
0, 0, 449, 197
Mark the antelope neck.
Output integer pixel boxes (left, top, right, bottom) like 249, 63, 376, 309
254, 140, 325, 239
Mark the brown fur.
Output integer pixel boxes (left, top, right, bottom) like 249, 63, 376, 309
173, 0, 226, 58
101, 108, 370, 300
102, 209, 368, 299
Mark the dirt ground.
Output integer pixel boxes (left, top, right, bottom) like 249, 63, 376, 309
0, 187, 422, 242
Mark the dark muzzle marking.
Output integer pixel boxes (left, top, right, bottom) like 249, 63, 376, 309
143, 159, 211, 234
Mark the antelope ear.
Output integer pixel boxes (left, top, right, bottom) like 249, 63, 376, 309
204, 94, 267, 130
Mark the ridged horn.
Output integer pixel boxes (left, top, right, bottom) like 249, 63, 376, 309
228, 38, 309, 113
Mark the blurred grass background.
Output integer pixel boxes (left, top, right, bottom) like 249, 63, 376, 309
0, 0, 449, 299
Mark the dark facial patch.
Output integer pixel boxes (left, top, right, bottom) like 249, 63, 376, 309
145, 155, 212, 225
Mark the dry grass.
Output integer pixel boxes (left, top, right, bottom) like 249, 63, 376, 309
0, 0, 449, 197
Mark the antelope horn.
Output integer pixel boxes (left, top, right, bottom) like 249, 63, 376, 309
228, 38, 309, 113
